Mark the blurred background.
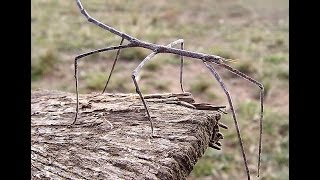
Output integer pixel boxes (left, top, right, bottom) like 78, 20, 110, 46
31, 0, 288, 179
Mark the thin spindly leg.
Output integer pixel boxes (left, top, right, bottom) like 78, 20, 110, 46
158, 39, 184, 92
164, 39, 185, 92
131, 39, 184, 136
102, 37, 125, 93
73, 43, 137, 125
203, 61, 250, 180
132, 53, 157, 136
167, 39, 185, 92
217, 62, 264, 177
180, 42, 185, 92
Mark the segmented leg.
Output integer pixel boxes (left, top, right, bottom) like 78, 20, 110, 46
101, 37, 125, 94
180, 42, 185, 92
73, 43, 137, 125
131, 39, 184, 136
216, 62, 264, 177
203, 60, 250, 180
75, 1, 264, 176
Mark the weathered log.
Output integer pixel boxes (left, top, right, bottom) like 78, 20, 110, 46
31, 89, 227, 179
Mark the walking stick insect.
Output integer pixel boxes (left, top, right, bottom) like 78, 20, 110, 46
72, 0, 264, 179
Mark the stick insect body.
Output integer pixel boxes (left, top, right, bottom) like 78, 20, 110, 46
73, 1, 264, 179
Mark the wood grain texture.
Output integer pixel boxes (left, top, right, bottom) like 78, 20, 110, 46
31, 89, 226, 180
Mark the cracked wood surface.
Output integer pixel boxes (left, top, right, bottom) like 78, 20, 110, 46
31, 89, 226, 180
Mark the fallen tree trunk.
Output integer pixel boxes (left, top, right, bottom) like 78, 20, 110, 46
31, 89, 227, 180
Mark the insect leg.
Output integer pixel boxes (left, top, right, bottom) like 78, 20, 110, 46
101, 37, 125, 94
180, 41, 185, 92
132, 53, 157, 136
203, 60, 251, 180
73, 43, 136, 125
131, 39, 185, 136
216, 62, 264, 177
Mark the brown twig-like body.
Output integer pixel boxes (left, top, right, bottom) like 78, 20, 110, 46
73, 0, 264, 179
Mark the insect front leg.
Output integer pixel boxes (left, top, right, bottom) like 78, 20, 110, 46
73, 43, 136, 125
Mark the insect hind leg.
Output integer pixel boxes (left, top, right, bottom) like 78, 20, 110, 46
131, 39, 185, 136
202, 60, 251, 180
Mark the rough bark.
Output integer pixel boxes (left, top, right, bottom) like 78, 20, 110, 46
31, 89, 227, 180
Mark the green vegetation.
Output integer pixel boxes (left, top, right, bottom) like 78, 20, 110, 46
192, 159, 213, 177
31, 48, 59, 81
234, 60, 257, 75
120, 48, 150, 61
84, 71, 106, 91
148, 80, 170, 91
145, 60, 162, 71
84, 71, 132, 92
263, 53, 287, 64
204, 100, 289, 179
210, 46, 236, 60
191, 77, 211, 94
189, 75, 220, 101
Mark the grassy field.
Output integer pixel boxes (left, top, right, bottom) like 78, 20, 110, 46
32, 0, 288, 179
